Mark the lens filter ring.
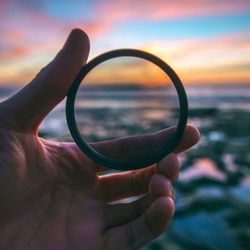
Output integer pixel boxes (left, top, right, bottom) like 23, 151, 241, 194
66, 49, 188, 170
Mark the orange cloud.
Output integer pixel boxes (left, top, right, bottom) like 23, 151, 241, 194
140, 31, 250, 84
79, 31, 250, 85
84, 58, 172, 85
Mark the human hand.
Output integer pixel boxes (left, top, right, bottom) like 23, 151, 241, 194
0, 29, 200, 250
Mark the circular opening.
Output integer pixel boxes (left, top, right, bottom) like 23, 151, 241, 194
66, 49, 188, 170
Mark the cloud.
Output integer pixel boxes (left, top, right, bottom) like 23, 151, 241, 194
95, 0, 250, 21
0, 0, 249, 85
139, 30, 250, 84
142, 30, 250, 58
0, 45, 30, 63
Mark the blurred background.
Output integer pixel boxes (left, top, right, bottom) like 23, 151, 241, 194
0, 0, 250, 249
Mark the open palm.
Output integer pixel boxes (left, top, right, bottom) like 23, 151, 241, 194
0, 29, 199, 250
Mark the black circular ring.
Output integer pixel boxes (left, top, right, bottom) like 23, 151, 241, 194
66, 49, 188, 170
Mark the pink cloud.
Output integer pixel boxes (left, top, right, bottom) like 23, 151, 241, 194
0, 1, 110, 68
0, 9, 66, 63
95, 0, 250, 21
0, 45, 29, 63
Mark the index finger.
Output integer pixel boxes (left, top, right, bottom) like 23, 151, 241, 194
91, 125, 200, 164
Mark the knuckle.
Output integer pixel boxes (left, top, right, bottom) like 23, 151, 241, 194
130, 170, 141, 192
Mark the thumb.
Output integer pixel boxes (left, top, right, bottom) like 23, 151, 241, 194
2, 28, 89, 132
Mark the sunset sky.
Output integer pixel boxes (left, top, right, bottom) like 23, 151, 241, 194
0, 0, 249, 85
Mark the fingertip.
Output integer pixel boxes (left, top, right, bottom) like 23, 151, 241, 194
157, 153, 180, 182
149, 174, 174, 199
70, 28, 87, 36
69, 28, 90, 47
62, 28, 90, 64
156, 196, 175, 216
146, 196, 175, 236
185, 124, 200, 143
174, 125, 200, 153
